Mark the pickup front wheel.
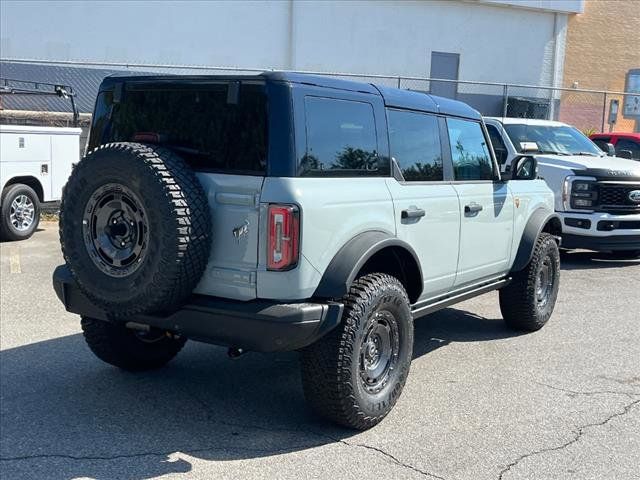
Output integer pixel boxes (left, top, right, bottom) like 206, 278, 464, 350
0, 184, 40, 241
301, 273, 414, 430
499, 233, 560, 331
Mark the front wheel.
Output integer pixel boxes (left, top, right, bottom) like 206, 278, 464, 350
81, 317, 186, 371
499, 233, 560, 331
0, 184, 40, 241
301, 273, 414, 430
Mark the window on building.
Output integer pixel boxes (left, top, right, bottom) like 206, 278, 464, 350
301, 96, 386, 176
387, 109, 443, 181
430, 51, 459, 99
447, 118, 494, 180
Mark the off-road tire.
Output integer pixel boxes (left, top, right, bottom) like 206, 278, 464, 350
301, 273, 414, 430
0, 184, 40, 241
81, 316, 186, 371
499, 233, 560, 331
60, 143, 211, 316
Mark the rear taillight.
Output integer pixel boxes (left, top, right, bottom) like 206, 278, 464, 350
267, 204, 300, 271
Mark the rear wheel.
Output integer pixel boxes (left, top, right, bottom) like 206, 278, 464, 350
0, 184, 40, 241
499, 233, 560, 331
301, 273, 413, 430
81, 316, 186, 371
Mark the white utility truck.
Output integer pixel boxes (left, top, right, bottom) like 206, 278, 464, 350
484, 118, 640, 258
0, 78, 81, 241
0, 124, 80, 240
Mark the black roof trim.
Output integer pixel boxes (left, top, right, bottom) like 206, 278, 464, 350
98, 71, 481, 120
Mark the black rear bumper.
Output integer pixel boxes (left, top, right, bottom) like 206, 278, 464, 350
53, 265, 343, 352
562, 234, 640, 252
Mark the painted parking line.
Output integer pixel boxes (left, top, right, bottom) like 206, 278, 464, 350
9, 246, 21, 274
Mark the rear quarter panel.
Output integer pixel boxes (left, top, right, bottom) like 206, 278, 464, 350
258, 177, 395, 300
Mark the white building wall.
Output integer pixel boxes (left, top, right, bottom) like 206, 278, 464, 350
1, 0, 572, 87
290, 0, 564, 86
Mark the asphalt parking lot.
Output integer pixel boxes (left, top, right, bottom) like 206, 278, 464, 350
1, 222, 639, 480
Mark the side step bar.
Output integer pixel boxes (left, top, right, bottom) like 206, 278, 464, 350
411, 278, 511, 320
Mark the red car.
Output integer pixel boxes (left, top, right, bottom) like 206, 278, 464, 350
590, 132, 640, 160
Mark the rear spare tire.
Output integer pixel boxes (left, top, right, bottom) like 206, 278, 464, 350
60, 142, 211, 316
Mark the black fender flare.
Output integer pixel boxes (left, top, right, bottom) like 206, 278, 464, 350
511, 208, 561, 272
313, 230, 423, 300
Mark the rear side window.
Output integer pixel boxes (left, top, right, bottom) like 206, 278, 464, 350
616, 139, 640, 159
387, 109, 443, 181
89, 82, 268, 174
592, 139, 610, 152
447, 119, 494, 181
486, 124, 508, 165
301, 96, 387, 177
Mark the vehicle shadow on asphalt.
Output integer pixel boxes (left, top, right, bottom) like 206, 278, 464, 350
560, 250, 640, 270
0, 308, 519, 480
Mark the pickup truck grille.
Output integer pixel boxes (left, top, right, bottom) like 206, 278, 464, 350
597, 183, 640, 214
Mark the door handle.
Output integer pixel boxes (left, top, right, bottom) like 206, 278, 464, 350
401, 208, 426, 219
464, 202, 483, 214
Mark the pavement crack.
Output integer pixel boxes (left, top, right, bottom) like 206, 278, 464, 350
536, 381, 640, 398
335, 439, 446, 480
497, 398, 640, 480
186, 385, 447, 478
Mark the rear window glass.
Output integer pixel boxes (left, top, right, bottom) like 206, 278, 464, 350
300, 96, 388, 177
89, 82, 268, 174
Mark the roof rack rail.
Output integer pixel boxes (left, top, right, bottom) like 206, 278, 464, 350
0, 77, 79, 126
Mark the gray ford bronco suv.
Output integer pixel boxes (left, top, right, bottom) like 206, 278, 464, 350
53, 73, 561, 430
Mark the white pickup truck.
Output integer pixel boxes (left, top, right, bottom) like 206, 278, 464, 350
0, 124, 81, 240
484, 118, 640, 258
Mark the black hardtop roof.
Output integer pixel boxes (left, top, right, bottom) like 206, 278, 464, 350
100, 71, 481, 120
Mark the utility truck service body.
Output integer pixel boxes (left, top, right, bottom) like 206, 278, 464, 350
0, 125, 80, 240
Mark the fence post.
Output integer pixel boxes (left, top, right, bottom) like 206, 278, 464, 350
502, 84, 509, 118
397, 77, 401, 89
601, 92, 607, 132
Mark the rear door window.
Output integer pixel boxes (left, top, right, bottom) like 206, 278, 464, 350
301, 96, 387, 177
89, 82, 268, 174
446, 119, 494, 180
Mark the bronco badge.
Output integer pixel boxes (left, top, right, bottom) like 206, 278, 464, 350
232, 220, 250, 241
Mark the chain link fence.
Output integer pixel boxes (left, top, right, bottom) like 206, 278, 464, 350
2, 59, 639, 134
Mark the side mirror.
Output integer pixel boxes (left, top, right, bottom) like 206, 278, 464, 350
605, 143, 616, 156
618, 149, 633, 159
503, 155, 538, 181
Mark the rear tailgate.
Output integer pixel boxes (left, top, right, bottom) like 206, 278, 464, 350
193, 173, 263, 300
88, 77, 271, 300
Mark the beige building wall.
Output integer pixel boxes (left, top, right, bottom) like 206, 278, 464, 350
561, 0, 640, 132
